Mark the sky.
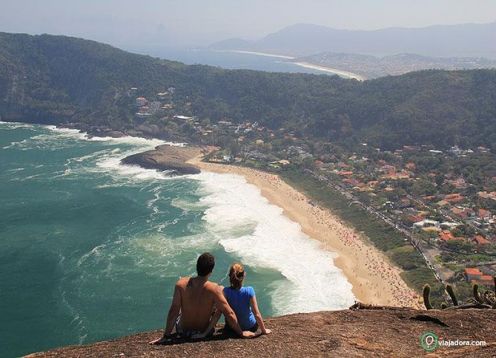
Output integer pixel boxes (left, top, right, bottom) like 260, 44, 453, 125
1, 0, 495, 49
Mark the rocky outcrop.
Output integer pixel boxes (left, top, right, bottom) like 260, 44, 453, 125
28, 307, 496, 357
121, 145, 202, 175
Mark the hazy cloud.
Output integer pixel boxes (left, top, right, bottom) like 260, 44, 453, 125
0, 0, 495, 49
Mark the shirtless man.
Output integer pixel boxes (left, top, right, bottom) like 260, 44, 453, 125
150, 252, 254, 344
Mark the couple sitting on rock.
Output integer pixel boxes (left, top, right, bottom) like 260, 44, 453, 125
150, 252, 271, 344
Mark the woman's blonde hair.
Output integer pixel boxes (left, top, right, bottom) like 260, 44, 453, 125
228, 263, 245, 289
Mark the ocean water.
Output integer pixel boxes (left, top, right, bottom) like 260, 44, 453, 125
0, 121, 354, 357
132, 47, 334, 76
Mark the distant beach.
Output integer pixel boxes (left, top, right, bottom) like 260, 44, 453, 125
220, 50, 365, 80
188, 153, 420, 308
220, 50, 295, 60
292, 61, 366, 81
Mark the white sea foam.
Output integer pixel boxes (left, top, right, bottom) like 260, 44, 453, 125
2, 138, 31, 150
193, 171, 355, 314
4, 121, 355, 314
171, 197, 209, 212
5, 167, 25, 173
87, 137, 184, 181
95, 156, 175, 181
39, 124, 187, 182
44, 125, 88, 139
56, 253, 88, 344
77, 229, 216, 282
1, 121, 169, 149
4, 130, 86, 150
0, 120, 36, 130
3, 123, 183, 181
43, 124, 175, 149
82, 162, 355, 314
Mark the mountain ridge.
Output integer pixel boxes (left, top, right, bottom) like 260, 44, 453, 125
210, 21, 496, 58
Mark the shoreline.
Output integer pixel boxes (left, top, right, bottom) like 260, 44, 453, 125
4, 121, 420, 308
218, 49, 296, 60
292, 61, 366, 81
188, 154, 421, 308
219, 49, 365, 80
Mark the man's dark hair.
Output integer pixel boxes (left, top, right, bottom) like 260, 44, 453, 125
196, 252, 215, 277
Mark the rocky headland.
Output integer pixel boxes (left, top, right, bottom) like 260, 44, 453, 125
121, 145, 203, 175
27, 307, 496, 357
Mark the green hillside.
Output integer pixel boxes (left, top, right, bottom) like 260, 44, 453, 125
1, 32, 496, 150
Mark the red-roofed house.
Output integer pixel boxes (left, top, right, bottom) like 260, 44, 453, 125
465, 268, 483, 281
439, 230, 455, 242
451, 207, 475, 219
343, 178, 360, 186
478, 275, 495, 287
405, 214, 425, 224
472, 235, 491, 245
436, 200, 450, 207
478, 191, 496, 201
444, 193, 464, 204
478, 208, 491, 219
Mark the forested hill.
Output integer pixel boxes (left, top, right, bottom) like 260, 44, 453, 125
1, 32, 496, 151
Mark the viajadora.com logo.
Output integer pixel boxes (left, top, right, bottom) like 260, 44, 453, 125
420, 331, 439, 352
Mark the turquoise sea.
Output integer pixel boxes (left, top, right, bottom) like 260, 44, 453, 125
0, 122, 354, 357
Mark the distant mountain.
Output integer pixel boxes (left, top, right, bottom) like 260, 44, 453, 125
2, 32, 496, 151
210, 22, 496, 58
296, 52, 496, 79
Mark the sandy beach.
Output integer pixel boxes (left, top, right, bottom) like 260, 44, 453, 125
218, 50, 365, 81
188, 154, 421, 308
292, 61, 365, 81
220, 49, 295, 60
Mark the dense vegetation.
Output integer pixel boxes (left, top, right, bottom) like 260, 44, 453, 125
1, 32, 496, 151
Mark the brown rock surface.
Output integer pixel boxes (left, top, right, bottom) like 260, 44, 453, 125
121, 145, 203, 175
28, 308, 496, 357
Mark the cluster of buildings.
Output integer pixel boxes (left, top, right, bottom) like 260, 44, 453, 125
123, 86, 496, 290
132, 87, 177, 118
310, 144, 496, 286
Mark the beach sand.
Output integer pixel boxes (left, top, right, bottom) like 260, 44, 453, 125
188, 154, 421, 308
292, 61, 365, 81
219, 50, 365, 81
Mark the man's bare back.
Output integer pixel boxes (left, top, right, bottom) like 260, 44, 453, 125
176, 276, 219, 332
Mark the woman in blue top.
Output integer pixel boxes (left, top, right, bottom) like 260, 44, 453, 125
223, 263, 271, 335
